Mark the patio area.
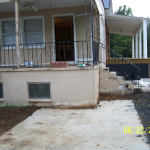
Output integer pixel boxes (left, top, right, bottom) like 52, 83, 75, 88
0, 100, 149, 150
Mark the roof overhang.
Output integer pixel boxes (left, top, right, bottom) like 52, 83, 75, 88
106, 13, 150, 36
0, 0, 91, 12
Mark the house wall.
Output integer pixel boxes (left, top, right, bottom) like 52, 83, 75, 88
0, 4, 106, 64
0, 6, 92, 64
0, 67, 99, 108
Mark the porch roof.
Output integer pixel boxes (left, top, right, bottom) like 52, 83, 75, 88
106, 13, 150, 36
0, 0, 90, 12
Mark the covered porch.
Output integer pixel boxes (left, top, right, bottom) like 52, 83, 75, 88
106, 13, 150, 59
0, 0, 104, 68
105, 13, 150, 78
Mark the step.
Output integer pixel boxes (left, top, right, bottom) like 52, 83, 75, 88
109, 71, 117, 79
99, 67, 110, 78
117, 76, 126, 85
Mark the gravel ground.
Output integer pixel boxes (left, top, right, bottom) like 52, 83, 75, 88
100, 93, 150, 144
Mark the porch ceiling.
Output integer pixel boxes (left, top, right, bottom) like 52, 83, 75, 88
106, 13, 150, 36
0, 0, 90, 13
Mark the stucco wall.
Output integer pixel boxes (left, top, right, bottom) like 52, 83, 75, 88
0, 67, 99, 108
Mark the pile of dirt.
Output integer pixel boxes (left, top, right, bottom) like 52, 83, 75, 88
0, 106, 39, 136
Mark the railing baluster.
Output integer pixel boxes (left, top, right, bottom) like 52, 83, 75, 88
4, 46, 6, 66
50, 43, 51, 63
59, 42, 60, 63
23, 45, 25, 66
36, 44, 38, 66
45, 43, 46, 65
8, 45, 10, 66
63, 42, 65, 63
32, 44, 33, 62
68, 42, 70, 65
12, 45, 14, 66
41, 44, 42, 66
82, 41, 84, 64
78, 42, 79, 65
28, 44, 29, 66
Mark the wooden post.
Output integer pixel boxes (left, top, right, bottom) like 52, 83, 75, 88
15, 0, 20, 68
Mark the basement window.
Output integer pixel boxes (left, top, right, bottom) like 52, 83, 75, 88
28, 83, 50, 99
0, 83, 3, 99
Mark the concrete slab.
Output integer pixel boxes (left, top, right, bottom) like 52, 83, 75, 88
141, 87, 150, 93
0, 100, 149, 150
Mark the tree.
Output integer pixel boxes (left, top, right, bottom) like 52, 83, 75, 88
115, 5, 133, 16
110, 5, 133, 57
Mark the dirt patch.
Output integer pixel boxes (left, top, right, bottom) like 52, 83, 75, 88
0, 106, 40, 136
99, 93, 150, 144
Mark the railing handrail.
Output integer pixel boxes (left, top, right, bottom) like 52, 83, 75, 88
99, 43, 141, 72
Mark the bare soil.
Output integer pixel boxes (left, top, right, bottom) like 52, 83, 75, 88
0, 106, 40, 136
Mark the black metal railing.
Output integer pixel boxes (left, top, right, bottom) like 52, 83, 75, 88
0, 41, 94, 68
98, 43, 141, 81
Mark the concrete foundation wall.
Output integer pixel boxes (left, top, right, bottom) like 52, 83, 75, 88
0, 67, 99, 108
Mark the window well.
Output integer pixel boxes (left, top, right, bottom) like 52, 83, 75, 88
28, 83, 50, 99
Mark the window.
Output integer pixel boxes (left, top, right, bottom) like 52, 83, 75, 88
24, 19, 44, 45
2, 21, 16, 45
28, 83, 50, 99
0, 83, 3, 99
1, 16, 45, 46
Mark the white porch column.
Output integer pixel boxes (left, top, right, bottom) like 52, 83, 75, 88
132, 36, 135, 58
139, 29, 142, 58
15, 0, 20, 68
143, 20, 147, 58
135, 32, 138, 58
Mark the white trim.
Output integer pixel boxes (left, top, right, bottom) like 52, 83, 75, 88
0, 99, 4, 102
52, 15, 55, 62
75, 14, 93, 62
27, 99, 52, 103
73, 14, 77, 61
132, 36, 135, 58
143, 20, 147, 58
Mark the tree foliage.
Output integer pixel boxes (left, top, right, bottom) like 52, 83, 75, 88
115, 5, 133, 16
110, 5, 133, 57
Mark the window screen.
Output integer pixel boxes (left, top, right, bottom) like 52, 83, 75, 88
0, 83, 3, 99
24, 19, 43, 45
2, 21, 16, 45
28, 83, 50, 99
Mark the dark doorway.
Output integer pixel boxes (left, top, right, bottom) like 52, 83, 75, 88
54, 16, 74, 61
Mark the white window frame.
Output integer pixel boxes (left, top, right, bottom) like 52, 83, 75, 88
0, 15, 45, 49
27, 82, 52, 103
21, 15, 45, 48
52, 13, 77, 62
0, 18, 17, 47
